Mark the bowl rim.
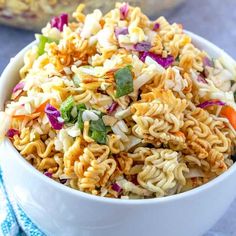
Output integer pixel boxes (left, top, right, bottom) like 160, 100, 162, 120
1, 30, 236, 205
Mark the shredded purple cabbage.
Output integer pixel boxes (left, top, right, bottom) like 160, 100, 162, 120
120, 3, 129, 20
44, 172, 52, 178
202, 57, 214, 78
13, 82, 25, 93
107, 102, 118, 114
153, 23, 160, 31
112, 183, 122, 193
203, 68, 210, 78
140, 52, 174, 68
45, 104, 64, 130
203, 56, 214, 67
114, 27, 128, 39
197, 100, 225, 109
50, 16, 59, 29
50, 13, 68, 32
134, 41, 151, 52
6, 129, 19, 138
197, 75, 207, 84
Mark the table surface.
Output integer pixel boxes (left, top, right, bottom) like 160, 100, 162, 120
0, 0, 236, 235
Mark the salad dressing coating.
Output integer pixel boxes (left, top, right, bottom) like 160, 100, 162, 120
1, 2, 236, 199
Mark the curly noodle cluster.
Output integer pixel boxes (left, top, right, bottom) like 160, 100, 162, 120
1, 2, 236, 199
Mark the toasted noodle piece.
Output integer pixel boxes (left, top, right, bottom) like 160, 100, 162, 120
137, 148, 188, 197
1, 2, 236, 199
108, 134, 125, 154
139, 89, 188, 115
181, 108, 234, 175
64, 137, 83, 176
73, 144, 116, 191
116, 153, 133, 174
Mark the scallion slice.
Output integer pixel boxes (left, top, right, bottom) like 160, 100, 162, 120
37, 34, 59, 56
60, 96, 75, 123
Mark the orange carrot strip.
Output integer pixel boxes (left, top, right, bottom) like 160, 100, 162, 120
220, 106, 236, 129
35, 100, 50, 113
12, 112, 41, 120
171, 131, 185, 138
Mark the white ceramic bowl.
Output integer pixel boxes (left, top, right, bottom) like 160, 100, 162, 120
0, 31, 236, 236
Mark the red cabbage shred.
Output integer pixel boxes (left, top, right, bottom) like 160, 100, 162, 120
140, 51, 174, 68
50, 13, 68, 32
134, 41, 151, 52
197, 100, 225, 109
45, 104, 64, 130
6, 129, 20, 138
120, 3, 129, 20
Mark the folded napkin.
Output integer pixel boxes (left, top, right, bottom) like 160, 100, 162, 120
0, 169, 45, 236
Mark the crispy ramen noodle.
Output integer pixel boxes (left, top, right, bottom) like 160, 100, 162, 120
1, 2, 236, 199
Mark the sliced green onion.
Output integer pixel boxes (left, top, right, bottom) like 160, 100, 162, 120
77, 110, 84, 131
115, 65, 133, 98
60, 96, 75, 123
77, 103, 86, 110
71, 106, 78, 118
77, 103, 86, 131
36, 34, 59, 56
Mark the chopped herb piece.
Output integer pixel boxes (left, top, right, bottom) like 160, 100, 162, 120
60, 96, 75, 123
115, 66, 133, 98
89, 115, 109, 144
90, 117, 106, 132
106, 126, 112, 133
90, 130, 107, 144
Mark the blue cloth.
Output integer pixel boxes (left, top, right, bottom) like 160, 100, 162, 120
0, 169, 45, 236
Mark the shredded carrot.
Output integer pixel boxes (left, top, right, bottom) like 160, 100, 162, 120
12, 112, 41, 120
220, 106, 236, 129
172, 131, 185, 138
12, 100, 50, 120
12, 114, 28, 120
35, 100, 50, 113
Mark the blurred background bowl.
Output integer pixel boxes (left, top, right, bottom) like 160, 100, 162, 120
0, 0, 185, 31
